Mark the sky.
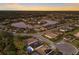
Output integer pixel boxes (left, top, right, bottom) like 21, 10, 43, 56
0, 3, 79, 11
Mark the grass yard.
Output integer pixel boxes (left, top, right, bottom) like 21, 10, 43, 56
66, 28, 79, 35
69, 39, 79, 48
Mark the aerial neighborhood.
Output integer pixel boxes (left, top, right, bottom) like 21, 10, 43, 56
0, 11, 79, 55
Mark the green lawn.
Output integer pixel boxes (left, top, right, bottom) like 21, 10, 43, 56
69, 39, 79, 48
66, 28, 79, 35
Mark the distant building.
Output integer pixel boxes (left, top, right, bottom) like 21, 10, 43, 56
35, 45, 52, 55
11, 22, 33, 29
43, 31, 59, 39
59, 26, 75, 32
25, 37, 43, 48
42, 20, 58, 27
11, 22, 27, 29
25, 38, 38, 45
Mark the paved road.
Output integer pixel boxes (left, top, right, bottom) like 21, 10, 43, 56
56, 41, 78, 55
